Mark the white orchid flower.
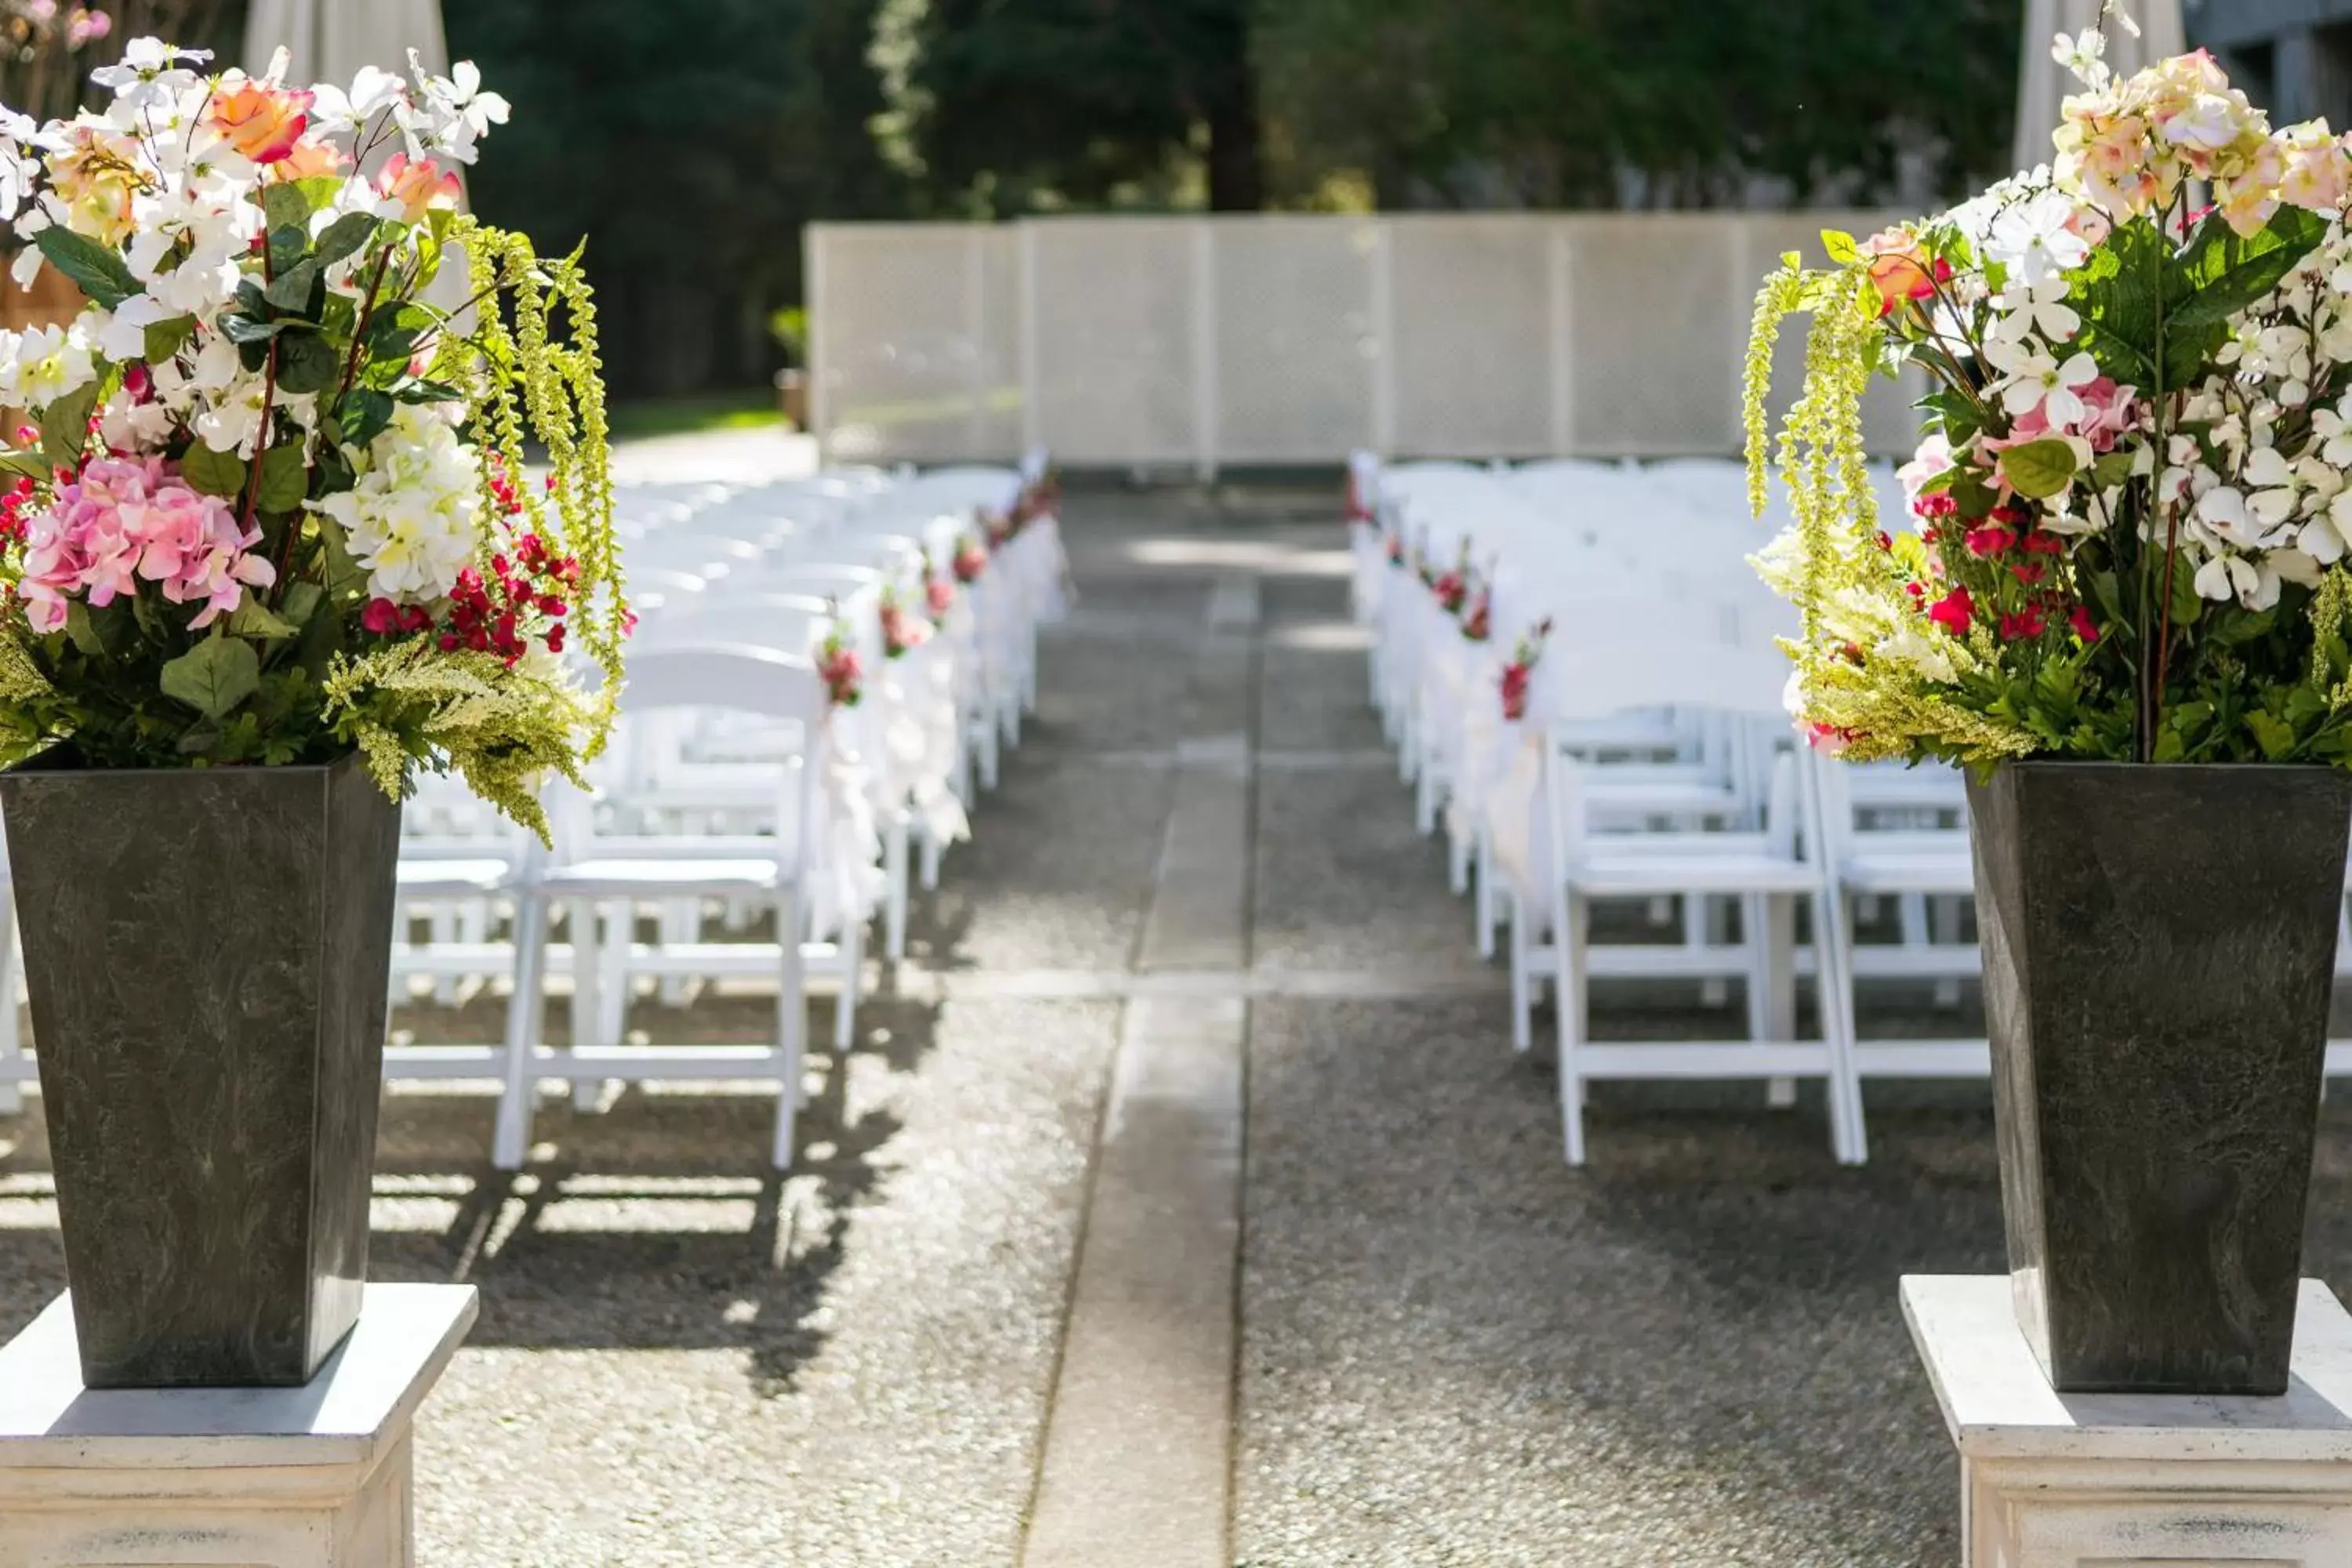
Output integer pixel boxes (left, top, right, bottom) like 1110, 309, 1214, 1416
1987, 191, 2092, 285
90, 294, 171, 362
1986, 337, 2099, 423
1994, 275, 2081, 343
89, 37, 209, 116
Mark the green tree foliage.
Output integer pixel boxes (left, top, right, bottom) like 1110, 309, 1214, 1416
448, 0, 902, 396
885, 0, 1263, 213
1254, 0, 2024, 209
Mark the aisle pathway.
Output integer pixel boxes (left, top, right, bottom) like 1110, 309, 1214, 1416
12, 477, 2352, 1564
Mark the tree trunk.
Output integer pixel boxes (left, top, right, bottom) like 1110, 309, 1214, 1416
1201, 2, 1263, 211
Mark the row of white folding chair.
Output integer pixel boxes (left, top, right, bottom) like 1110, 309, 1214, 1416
1520, 640, 1864, 1165
379, 645, 842, 1167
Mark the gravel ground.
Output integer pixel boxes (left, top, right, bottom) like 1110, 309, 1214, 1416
12, 481, 2352, 1566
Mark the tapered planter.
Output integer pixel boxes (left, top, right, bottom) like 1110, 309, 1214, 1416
0, 751, 400, 1388
1967, 761, 2352, 1396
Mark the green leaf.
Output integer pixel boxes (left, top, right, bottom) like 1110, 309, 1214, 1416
280, 580, 325, 630
64, 599, 129, 659
179, 440, 248, 499
314, 212, 381, 269
394, 379, 464, 405
2169, 206, 2328, 329
1820, 228, 1859, 266
219, 312, 287, 346
34, 226, 139, 309
292, 176, 344, 215
2067, 216, 2164, 382
159, 633, 260, 719
142, 313, 198, 364
131, 586, 167, 644
312, 510, 369, 600
224, 597, 297, 640
2214, 605, 2278, 647
263, 258, 320, 314
1997, 437, 2080, 501
365, 303, 434, 364
38, 380, 99, 474
2089, 451, 2136, 491
337, 388, 393, 448
0, 449, 47, 481
2249, 709, 2298, 760
2169, 552, 2205, 628
256, 442, 307, 512
274, 331, 339, 395
265, 223, 308, 276
260, 181, 312, 238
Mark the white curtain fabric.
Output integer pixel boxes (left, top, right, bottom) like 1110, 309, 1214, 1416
2013, 0, 2189, 174
243, 0, 449, 85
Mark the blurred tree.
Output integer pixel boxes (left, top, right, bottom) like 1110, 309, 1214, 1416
448, 0, 902, 397
1254, 0, 2022, 210
889, 0, 1263, 213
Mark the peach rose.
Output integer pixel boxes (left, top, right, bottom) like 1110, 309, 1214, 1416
269, 135, 346, 183
377, 153, 460, 222
209, 81, 314, 165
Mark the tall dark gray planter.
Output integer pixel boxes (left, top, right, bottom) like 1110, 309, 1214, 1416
0, 751, 400, 1388
1968, 760, 2352, 1396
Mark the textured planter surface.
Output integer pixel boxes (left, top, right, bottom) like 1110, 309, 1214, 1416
1969, 760, 2352, 1395
0, 752, 399, 1388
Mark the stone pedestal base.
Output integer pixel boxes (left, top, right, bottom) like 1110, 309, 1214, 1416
0, 1283, 477, 1568
1904, 1274, 2352, 1567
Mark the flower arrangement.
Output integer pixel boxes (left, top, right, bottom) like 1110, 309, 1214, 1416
1431, 542, 1472, 617
925, 575, 954, 617
0, 40, 624, 835
952, 531, 987, 585
1500, 616, 1552, 722
1461, 587, 1490, 642
818, 610, 860, 707
1746, 14, 2352, 769
878, 583, 931, 658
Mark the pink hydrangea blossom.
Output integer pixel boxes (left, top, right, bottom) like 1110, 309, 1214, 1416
18, 454, 274, 633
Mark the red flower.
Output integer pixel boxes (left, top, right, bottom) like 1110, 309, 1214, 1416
2069, 604, 2100, 644
1999, 605, 2048, 641
2020, 530, 2065, 555
2010, 563, 2046, 586
1926, 589, 1975, 635
1500, 662, 1533, 721
1963, 527, 2016, 557
361, 597, 401, 635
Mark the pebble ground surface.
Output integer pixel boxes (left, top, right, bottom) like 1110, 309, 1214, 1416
11, 464, 2352, 1565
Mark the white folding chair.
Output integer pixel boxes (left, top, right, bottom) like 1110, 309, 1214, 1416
492, 646, 833, 1171
1534, 643, 1860, 1165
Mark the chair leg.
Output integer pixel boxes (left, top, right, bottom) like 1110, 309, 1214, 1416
657, 898, 697, 1005
1475, 831, 1498, 961
492, 897, 552, 1171
1508, 891, 1533, 1054
773, 888, 807, 1169
1763, 893, 1798, 1109
596, 898, 630, 1056
1819, 888, 1869, 1167
1557, 891, 1592, 1165
919, 820, 943, 891
1448, 820, 1471, 896
833, 914, 863, 1053
884, 818, 910, 964
979, 714, 1001, 792
568, 900, 604, 1112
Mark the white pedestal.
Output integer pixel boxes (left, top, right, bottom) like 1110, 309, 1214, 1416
0, 1283, 477, 1568
1903, 1273, 2352, 1567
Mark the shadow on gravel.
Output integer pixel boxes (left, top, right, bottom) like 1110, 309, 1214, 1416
0, 988, 941, 1399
